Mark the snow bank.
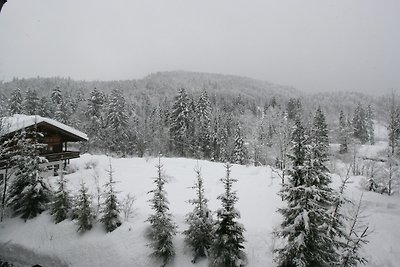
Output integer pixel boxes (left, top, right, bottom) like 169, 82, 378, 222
0, 154, 399, 266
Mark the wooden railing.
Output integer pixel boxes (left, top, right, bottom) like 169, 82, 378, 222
42, 151, 80, 162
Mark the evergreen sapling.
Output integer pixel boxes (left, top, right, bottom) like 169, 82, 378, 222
146, 156, 177, 266
183, 164, 213, 263
100, 160, 122, 232
51, 169, 71, 223
210, 163, 246, 267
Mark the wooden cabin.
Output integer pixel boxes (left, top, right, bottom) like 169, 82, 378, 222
0, 115, 88, 176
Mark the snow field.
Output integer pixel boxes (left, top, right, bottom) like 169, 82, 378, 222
0, 154, 399, 266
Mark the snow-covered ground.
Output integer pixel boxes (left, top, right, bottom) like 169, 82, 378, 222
1, 154, 399, 267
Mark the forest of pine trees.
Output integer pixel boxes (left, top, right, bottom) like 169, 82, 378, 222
1, 75, 399, 266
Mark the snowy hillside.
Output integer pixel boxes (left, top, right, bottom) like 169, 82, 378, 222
1, 154, 400, 267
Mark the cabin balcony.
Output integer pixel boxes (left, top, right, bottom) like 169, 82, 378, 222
40, 151, 81, 162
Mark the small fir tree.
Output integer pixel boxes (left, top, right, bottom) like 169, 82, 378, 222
146, 156, 177, 266
209, 163, 246, 267
7, 129, 52, 221
76, 181, 95, 233
100, 160, 122, 232
50, 169, 71, 223
183, 164, 213, 263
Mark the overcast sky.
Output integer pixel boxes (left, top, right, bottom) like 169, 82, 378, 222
0, 0, 399, 94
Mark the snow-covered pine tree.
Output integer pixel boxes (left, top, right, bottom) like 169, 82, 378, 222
275, 117, 340, 267
51, 86, 63, 106
86, 88, 107, 150
232, 125, 247, 165
196, 90, 212, 158
339, 110, 349, 154
366, 105, 375, 145
50, 169, 71, 223
23, 89, 40, 115
353, 103, 368, 144
209, 163, 246, 267
169, 88, 191, 156
9, 88, 23, 115
76, 181, 95, 233
107, 89, 129, 154
183, 164, 213, 263
7, 128, 52, 221
146, 156, 177, 266
100, 160, 122, 232
387, 94, 400, 156
310, 107, 329, 161
38, 96, 52, 117
54, 100, 70, 124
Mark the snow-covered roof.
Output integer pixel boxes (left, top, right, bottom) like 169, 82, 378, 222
1, 114, 88, 141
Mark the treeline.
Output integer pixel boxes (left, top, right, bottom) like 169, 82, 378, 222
2, 84, 390, 166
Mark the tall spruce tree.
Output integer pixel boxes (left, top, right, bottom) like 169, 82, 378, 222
366, 105, 375, 145
76, 181, 95, 233
23, 89, 40, 115
146, 156, 177, 266
353, 104, 368, 144
169, 88, 191, 156
339, 110, 349, 154
107, 89, 129, 154
232, 125, 247, 165
209, 163, 246, 267
9, 88, 23, 115
196, 90, 212, 158
100, 160, 122, 232
387, 94, 400, 155
310, 107, 329, 160
50, 169, 71, 223
183, 164, 213, 263
8, 128, 52, 221
275, 117, 340, 267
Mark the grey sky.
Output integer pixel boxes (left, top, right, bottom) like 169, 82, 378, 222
0, 0, 399, 94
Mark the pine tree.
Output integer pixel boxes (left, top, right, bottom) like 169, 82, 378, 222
50, 169, 71, 223
274, 117, 340, 267
51, 86, 63, 106
310, 107, 329, 161
387, 94, 400, 155
183, 164, 213, 263
23, 89, 40, 115
169, 88, 191, 156
353, 104, 368, 144
196, 90, 212, 158
76, 181, 95, 233
86, 88, 107, 150
8, 129, 52, 221
54, 100, 70, 124
232, 125, 247, 165
146, 156, 177, 266
9, 88, 23, 115
339, 110, 349, 154
366, 105, 375, 145
209, 163, 246, 267
100, 160, 122, 232
107, 89, 129, 154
